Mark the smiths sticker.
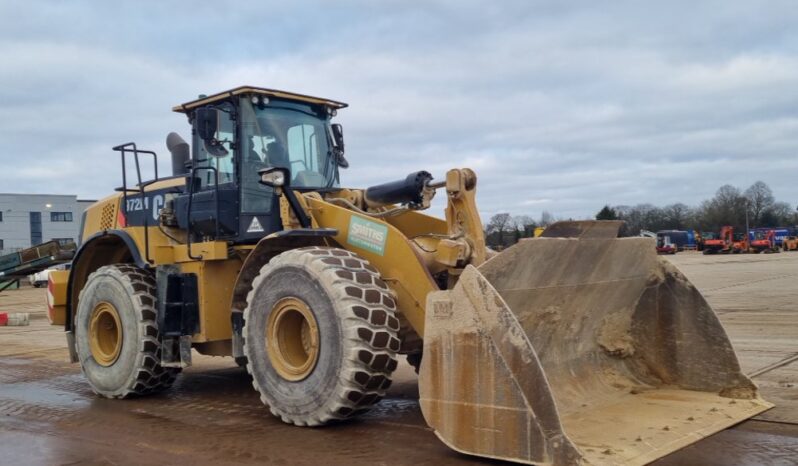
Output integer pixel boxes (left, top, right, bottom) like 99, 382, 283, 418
347, 216, 388, 256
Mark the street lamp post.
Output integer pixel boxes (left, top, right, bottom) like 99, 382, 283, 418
744, 200, 752, 250
745, 205, 750, 240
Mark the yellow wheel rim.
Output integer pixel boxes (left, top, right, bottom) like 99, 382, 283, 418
89, 301, 123, 367
266, 297, 320, 381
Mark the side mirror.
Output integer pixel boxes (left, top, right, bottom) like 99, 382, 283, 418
196, 107, 219, 142
196, 107, 229, 157
331, 124, 345, 151
331, 123, 349, 168
258, 166, 290, 188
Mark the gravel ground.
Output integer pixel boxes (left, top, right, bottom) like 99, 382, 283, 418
0, 250, 796, 465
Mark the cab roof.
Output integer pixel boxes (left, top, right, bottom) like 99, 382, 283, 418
172, 86, 348, 113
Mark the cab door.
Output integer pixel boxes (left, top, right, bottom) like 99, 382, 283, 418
187, 104, 239, 239
237, 99, 282, 243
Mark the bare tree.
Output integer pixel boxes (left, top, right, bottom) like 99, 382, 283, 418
744, 181, 775, 225
486, 213, 514, 247
662, 203, 691, 230
539, 211, 554, 227
613, 204, 667, 235
760, 201, 795, 227
513, 215, 537, 237
699, 185, 747, 231
486, 213, 512, 234
595, 205, 618, 220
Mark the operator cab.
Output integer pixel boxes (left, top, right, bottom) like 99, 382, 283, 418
169, 86, 348, 243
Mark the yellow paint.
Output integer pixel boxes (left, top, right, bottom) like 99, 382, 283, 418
178, 259, 241, 343
306, 196, 438, 336
384, 210, 447, 238
88, 301, 123, 366
443, 169, 487, 267
119, 223, 228, 265
266, 297, 320, 381
82, 197, 118, 236
47, 269, 69, 326
74, 175, 244, 346
75, 159, 485, 349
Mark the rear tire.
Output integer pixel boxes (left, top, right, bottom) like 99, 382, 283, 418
243, 247, 400, 426
75, 264, 180, 398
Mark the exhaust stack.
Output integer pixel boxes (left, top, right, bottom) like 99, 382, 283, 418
166, 132, 190, 176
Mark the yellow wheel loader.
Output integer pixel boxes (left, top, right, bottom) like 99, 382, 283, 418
50, 86, 771, 465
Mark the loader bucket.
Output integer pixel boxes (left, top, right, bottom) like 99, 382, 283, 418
419, 224, 771, 465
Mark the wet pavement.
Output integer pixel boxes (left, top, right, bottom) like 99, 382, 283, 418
1, 252, 798, 465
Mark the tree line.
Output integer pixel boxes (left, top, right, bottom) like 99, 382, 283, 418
485, 211, 555, 248
485, 181, 797, 248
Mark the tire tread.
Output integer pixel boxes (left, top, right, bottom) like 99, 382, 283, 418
77, 264, 180, 398
243, 246, 400, 426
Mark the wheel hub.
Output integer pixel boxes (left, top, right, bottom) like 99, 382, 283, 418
266, 297, 320, 381
89, 301, 122, 366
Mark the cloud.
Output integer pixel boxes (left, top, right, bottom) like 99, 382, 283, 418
0, 1, 797, 221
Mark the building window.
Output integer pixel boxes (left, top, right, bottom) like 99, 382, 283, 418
0, 239, 3, 250
51, 212, 73, 222
0, 212, 3, 221
53, 238, 74, 247
30, 212, 42, 245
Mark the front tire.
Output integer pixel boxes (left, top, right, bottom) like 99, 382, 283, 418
243, 247, 400, 426
75, 264, 180, 398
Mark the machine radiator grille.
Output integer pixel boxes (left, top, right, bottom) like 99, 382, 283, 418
100, 203, 115, 230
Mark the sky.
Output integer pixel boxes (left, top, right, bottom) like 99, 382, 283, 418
1, 0, 797, 220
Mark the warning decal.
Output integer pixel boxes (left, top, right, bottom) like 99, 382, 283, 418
247, 217, 264, 233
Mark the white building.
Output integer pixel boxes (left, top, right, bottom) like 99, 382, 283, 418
0, 194, 95, 254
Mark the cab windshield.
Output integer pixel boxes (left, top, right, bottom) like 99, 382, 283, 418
241, 98, 338, 183
239, 98, 339, 213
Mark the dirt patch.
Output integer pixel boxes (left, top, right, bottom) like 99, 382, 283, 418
3, 251, 798, 466
597, 311, 635, 358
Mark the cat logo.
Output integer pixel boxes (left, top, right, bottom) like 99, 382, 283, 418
247, 217, 264, 233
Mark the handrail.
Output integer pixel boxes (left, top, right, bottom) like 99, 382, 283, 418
112, 142, 159, 265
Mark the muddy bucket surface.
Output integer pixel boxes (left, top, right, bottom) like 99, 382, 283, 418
419, 232, 771, 465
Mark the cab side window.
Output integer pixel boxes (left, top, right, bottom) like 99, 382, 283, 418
286, 123, 326, 187
287, 124, 319, 171
195, 106, 236, 188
